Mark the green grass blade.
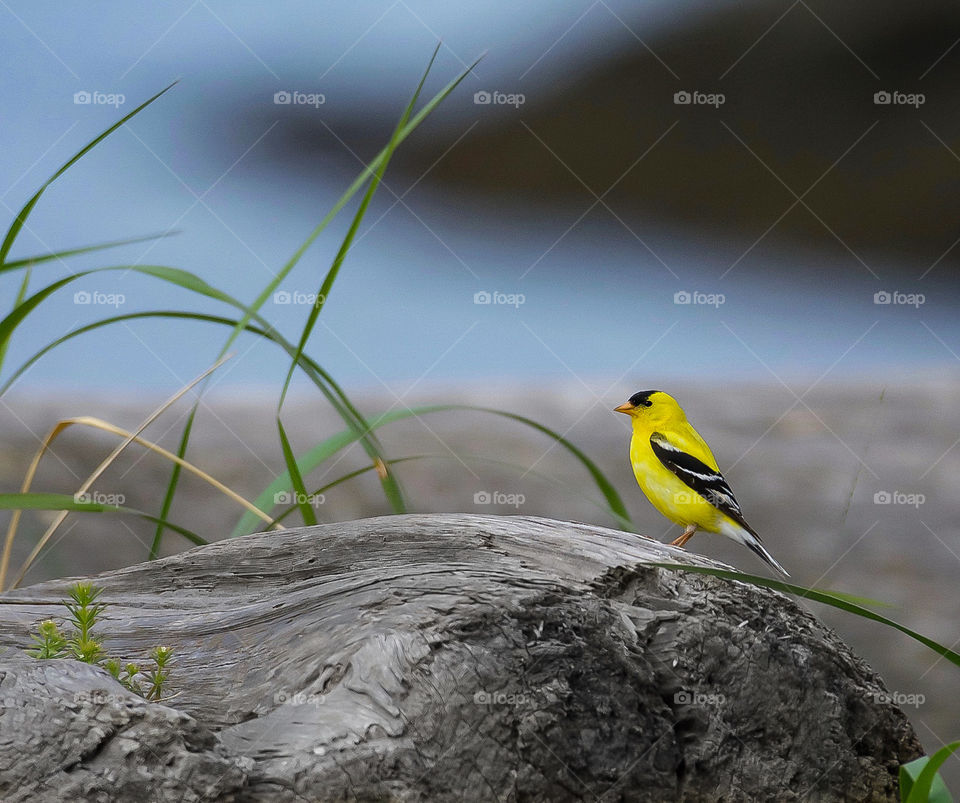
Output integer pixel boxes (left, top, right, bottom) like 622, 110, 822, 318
462, 406, 631, 528
264, 452, 636, 531
277, 417, 317, 526
125, 264, 241, 303
299, 359, 406, 514
231, 404, 630, 538
0, 274, 78, 353
277, 42, 439, 410
812, 589, 894, 610
0, 289, 402, 518
0, 279, 627, 539
150, 411, 196, 559
0, 298, 406, 532
0, 302, 398, 497
264, 456, 426, 528
0, 263, 240, 357
149, 313, 408, 547
146, 48, 483, 550
0, 83, 176, 268
223, 49, 481, 357
270, 47, 445, 518
0, 259, 241, 560
902, 743, 959, 803
0, 231, 178, 274
122, 512, 206, 547
232, 406, 452, 536
0, 78, 188, 560
0, 491, 126, 512
0, 493, 205, 547
650, 563, 960, 669
0, 300, 408, 531
0, 311, 250, 396
0, 58, 477, 553
0, 265, 33, 372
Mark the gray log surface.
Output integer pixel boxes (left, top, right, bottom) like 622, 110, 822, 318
0, 514, 922, 802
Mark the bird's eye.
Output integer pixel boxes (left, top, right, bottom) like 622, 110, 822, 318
641, 400, 652, 407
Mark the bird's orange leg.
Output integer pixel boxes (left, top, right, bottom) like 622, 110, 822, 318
670, 524, 697, 548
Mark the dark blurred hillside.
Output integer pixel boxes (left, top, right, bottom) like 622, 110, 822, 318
240, 0, 960, 278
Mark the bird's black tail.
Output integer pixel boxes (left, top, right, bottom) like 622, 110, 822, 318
741, 532, 790, 577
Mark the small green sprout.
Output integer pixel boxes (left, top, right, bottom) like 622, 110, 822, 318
63, 582, 106, 644
27, 581, 172, 701
27, 619, 67, 659
144, 646, 174, 701
68, 636, 104, 664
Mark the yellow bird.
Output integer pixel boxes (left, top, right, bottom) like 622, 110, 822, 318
614, 390, 788, 576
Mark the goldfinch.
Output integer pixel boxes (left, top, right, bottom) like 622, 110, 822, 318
615, 390, 789, 577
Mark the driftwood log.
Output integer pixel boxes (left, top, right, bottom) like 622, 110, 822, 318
0, 514, 921, 801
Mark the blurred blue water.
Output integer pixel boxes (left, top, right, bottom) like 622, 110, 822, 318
1, 0, 955, 392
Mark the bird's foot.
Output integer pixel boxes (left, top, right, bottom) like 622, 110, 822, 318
669, 526, 697, 548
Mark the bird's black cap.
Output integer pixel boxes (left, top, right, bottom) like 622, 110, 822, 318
628, 390, 659, 407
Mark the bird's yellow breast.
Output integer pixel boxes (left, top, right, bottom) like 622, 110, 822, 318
628, 432, 725, 531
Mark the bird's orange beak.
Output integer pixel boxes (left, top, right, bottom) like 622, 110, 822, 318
614, 401, 635, 414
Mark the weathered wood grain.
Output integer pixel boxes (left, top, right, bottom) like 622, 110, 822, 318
0, 514, 922, 801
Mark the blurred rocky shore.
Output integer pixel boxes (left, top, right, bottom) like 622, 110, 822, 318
1, 378, 958, 786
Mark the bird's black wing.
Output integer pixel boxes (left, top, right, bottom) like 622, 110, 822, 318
649, 431, 757, 535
